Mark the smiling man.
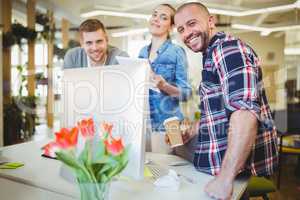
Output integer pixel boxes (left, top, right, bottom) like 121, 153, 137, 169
174, 2, 278, 200
64, 19, 128, 68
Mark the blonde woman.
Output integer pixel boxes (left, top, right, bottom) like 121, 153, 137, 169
139, 4, 192, 153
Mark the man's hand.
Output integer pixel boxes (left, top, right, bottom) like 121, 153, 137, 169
204, 175, 233, 200
204, 110, 257, 200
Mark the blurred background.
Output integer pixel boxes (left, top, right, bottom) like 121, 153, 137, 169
0, 1, 300, 199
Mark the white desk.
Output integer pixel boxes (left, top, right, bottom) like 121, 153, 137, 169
0, 178, 74, 200
0, 140, 248, 200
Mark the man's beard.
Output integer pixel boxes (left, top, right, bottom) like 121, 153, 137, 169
89, 50, 106, 63
184, 30, 209, 53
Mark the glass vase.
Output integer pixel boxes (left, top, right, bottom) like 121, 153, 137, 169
78, 182, 110, 200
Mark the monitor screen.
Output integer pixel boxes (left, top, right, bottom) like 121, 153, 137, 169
61, 61, 150, 180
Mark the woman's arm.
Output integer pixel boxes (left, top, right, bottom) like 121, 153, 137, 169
155, 47, 192, 100
154, 74, 181, 96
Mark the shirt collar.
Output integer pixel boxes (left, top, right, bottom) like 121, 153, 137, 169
147, 39, 172, 55
87, 55, 91, 68
205, 32, 226, 52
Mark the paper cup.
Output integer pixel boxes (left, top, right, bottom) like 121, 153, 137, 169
163, 117, 183, 148
180, 119, 191, 133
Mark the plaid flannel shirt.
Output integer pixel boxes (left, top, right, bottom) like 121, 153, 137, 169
194, 32, 278, 176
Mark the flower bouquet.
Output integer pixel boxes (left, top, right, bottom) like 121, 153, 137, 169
43, 118, 129, 200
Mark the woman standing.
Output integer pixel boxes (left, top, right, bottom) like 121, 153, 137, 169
139, 4, 192, 153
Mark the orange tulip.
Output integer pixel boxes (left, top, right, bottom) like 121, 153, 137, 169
102, 122, 113, 134
55, 127, 79, 149
104, 137, 124, 156
42, 141, 59, 158
101, 122, 113, 137
78, 118, 95, 138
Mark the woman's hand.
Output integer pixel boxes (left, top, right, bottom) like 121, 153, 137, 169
152, 74, 167, 89
150, 72, 180, 97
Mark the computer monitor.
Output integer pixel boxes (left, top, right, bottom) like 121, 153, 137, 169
61, 61, 150, 180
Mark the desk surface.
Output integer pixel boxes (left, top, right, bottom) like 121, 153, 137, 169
0, 140, 248, 200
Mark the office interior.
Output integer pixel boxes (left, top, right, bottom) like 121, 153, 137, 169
0, 0, 299, 199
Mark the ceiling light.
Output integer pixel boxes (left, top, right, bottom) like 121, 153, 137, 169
232, 24, 300, 35
240, 3, 296, 16
271, 25, 300, 32
284, 48, 300, 55
81, 1, 299, 20
111, 28, 148, 37
80, 10, 150, 20
231, 24, 268, 32
296, 0, 300, 8
208, 1, 298, 17
260, 30, 272, 36
208, 8, 241, 17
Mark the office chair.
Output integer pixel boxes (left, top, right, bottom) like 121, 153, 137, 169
274, 108, 300, 189
247, 176, 276, 200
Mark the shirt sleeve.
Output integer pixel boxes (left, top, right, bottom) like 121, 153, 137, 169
108, 48, 129, 65
213, 39, 261, 119
174, 47, 192, 101
63, 49, 75, 69
118, 50, 129, 58
138, 46, 147, 59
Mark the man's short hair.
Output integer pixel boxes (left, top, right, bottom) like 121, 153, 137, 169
176, 2, 210, 16
79, 19, 106, 34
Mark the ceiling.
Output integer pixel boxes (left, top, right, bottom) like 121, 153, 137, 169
11, 0, 300, 40
40, 0, 299, 24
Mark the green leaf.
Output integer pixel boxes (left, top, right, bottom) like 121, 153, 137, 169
100, 173, 109, 183
115, 160, 129, 175
91, 163, 103, 174
78, 141, 89, 166
105, 146, 130, 179
75, 168, 90, 183
56, 151, 94, 183
56, 151, 81, 170
118, 146, 130, 166
99, 164, 111, 174
94, 140, 105, 160
106, 165, 121, 179
94, 155, 111, 164
103, 132, 109, 140
94, 153, 120, 169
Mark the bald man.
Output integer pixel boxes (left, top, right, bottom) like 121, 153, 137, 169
174, 2, 278, 200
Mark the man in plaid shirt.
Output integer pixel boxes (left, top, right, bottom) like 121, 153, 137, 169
174, 2, 278, 199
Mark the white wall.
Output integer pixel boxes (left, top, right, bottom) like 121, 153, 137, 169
234, 32, 286, 110
236, 32, 284, 68
0, 1, 4, 147
108, 34, 128, 54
